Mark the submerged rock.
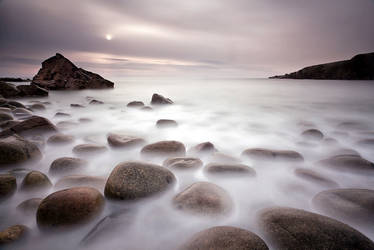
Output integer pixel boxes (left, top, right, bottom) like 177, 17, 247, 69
0, 116, 57, 137
0, 135, 41, 166
32, 53, 114, 90
54, 112, 71, 117
29, 103, 46, 110
73, 144, 107, 156
127, 101, 144, 108
0, 225, 29, 245
173, 182, 233, 216
151, 93, 173, 105
141, 140, 186, 158
156, 119, 178, 128
204, 163, 256, 177
70, 104, 85, 108
179, 226, 268, 250
107, 133, 145, 148
313, 189, 374, 227
294, 168, 338, 188
357, 139, 374, 148
20, 171, 52, 191
49, 157, 87, 176
89, 99, 104, 105
47, 134, 75, 145
188, 142, 217, 156
317, 155, 374, 173
242, 148, 304, 162
105, 161, 175, 200
37, 187, 105, 229
0, 174, 17, 200
55, 175, 105, 190
163, 157, 203, 170
259, 207, 374, 250
0, 112, 13, 123
16, 198, 42, 215
301, 129, 324, 141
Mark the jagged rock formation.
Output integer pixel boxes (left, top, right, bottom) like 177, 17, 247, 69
32, 53, 114, 90
270, 52, 374, 80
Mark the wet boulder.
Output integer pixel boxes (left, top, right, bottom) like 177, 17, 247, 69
105, 161, 175, 200
12, 108, 33, 117
242, 148, 304, 162
89, 99, 104, 105
259, 207, 374, 250
0, 116, 57, 137
141, 140, 186, 158
301, 129, 324, 141
0, 174, 17, 200
188, 142, 217, 156
179, 226, 268, 250
70, 103, 85, 108
313, 189, 374, 227
0, 120, 20, 130
0, 225, 29, 245
49, 157, 87, 176
55, 175, 105, 190
29, 103, 46, 110
317, 155, 374, 173
173, 182, 233, 216
107, 133, 145, 148
204, 163, 256, 177
47, 134, 75, 145
73, 144, 107, 156
156, 119, 178, 128
16, 198, 42, 215
0, 135, 41, 166
20, 171, 52, 191
163, 157, 203, 170
294, 168, 339, 188
127, 101, 144, 108
54, 112, 71, 117
0, 112, 13, 123
151, 93, 173, 105
0, 81, 21, 98
36, 187, 105, 229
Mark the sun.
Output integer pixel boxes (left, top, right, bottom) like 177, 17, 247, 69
105, 34, 112, 41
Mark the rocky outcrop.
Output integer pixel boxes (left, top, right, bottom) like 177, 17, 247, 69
31, 53, 114, 90
36, 187, 104, 229
259, 207, 374, 250
270, 52, 374, 80
179, 226, 268, 250
105, 161, 175, 200
0, 81, 48, 98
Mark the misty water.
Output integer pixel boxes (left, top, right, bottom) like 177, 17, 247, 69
1, 78, 374, 249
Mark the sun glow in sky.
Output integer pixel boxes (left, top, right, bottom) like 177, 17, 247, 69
105, 34, 112, 40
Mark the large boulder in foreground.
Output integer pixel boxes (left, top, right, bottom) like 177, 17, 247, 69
242, 148, 304, 162
0, 225, 29, 245
37, 187, 104, 229
259, 207, 374, 250
313, 189, 374, 227
32, 53, 114, 90
179, 226, 268, 250
0, 135, 41, 166
173, 182, 233, 216
141, 140, 186, 159
105, 161, 175, 200
0, 116, 57, 137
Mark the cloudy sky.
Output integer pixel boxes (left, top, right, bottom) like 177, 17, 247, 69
1, 0, 374, 78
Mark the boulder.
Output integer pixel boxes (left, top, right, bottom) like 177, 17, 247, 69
0, 174, 17, 200
141, 106, 153, 111
32, 53, 114, 90
179, 226, 268, 250
107, 133, 145, 148
29, 103, 46, 110
54, 112, 71, 117
0, 135, 41, 166
0, 81, 20, 98
89, 99, 104, 105
12, 108, 33, 117
36, 187, 105, 229
7, 100, 26, 108
141, 140, 186, 158
49, 157, 87, 176
70, 103, 85, 108
20, 171, 52, 191
313, 189, 374, 227
259, 207, 374, 250
242, 148, 304, 162
127, 101, 144, 108
0, 120, 20, 130
317, 155, 374, 173
204, 163, 256, 177
56, 121, 79, 129
301, 129, 324, 141
0, 112, 13, 123
16, 198, 42, 215
16, 84, 48, 97
294, 168, 338, 188
151, 93, 173, 105
0, 225, 29, 245
156, 119, 178, 128
73, 144, 107, 156
163, 157, 203, 170
55, 175, 105, 190
104, 161, 175, 200
47, 134, 75, 145
188, 142, 217, 156
173, 182, 233, 216
0, 116, 57, 137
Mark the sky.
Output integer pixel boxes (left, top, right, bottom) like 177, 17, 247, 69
0, 0, 374, 79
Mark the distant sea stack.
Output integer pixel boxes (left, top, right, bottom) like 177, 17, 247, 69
32, 53, 114, 90
270, 52, 374, 80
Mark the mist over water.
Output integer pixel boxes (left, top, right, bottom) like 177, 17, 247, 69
1, 78, 374, 250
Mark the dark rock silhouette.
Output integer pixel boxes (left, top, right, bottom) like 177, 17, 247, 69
32, 53, 114, 90
270, 52, 374, 80
0, 81, 48, 98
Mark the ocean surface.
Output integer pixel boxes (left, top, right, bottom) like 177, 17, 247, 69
1, 78, 374, 249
